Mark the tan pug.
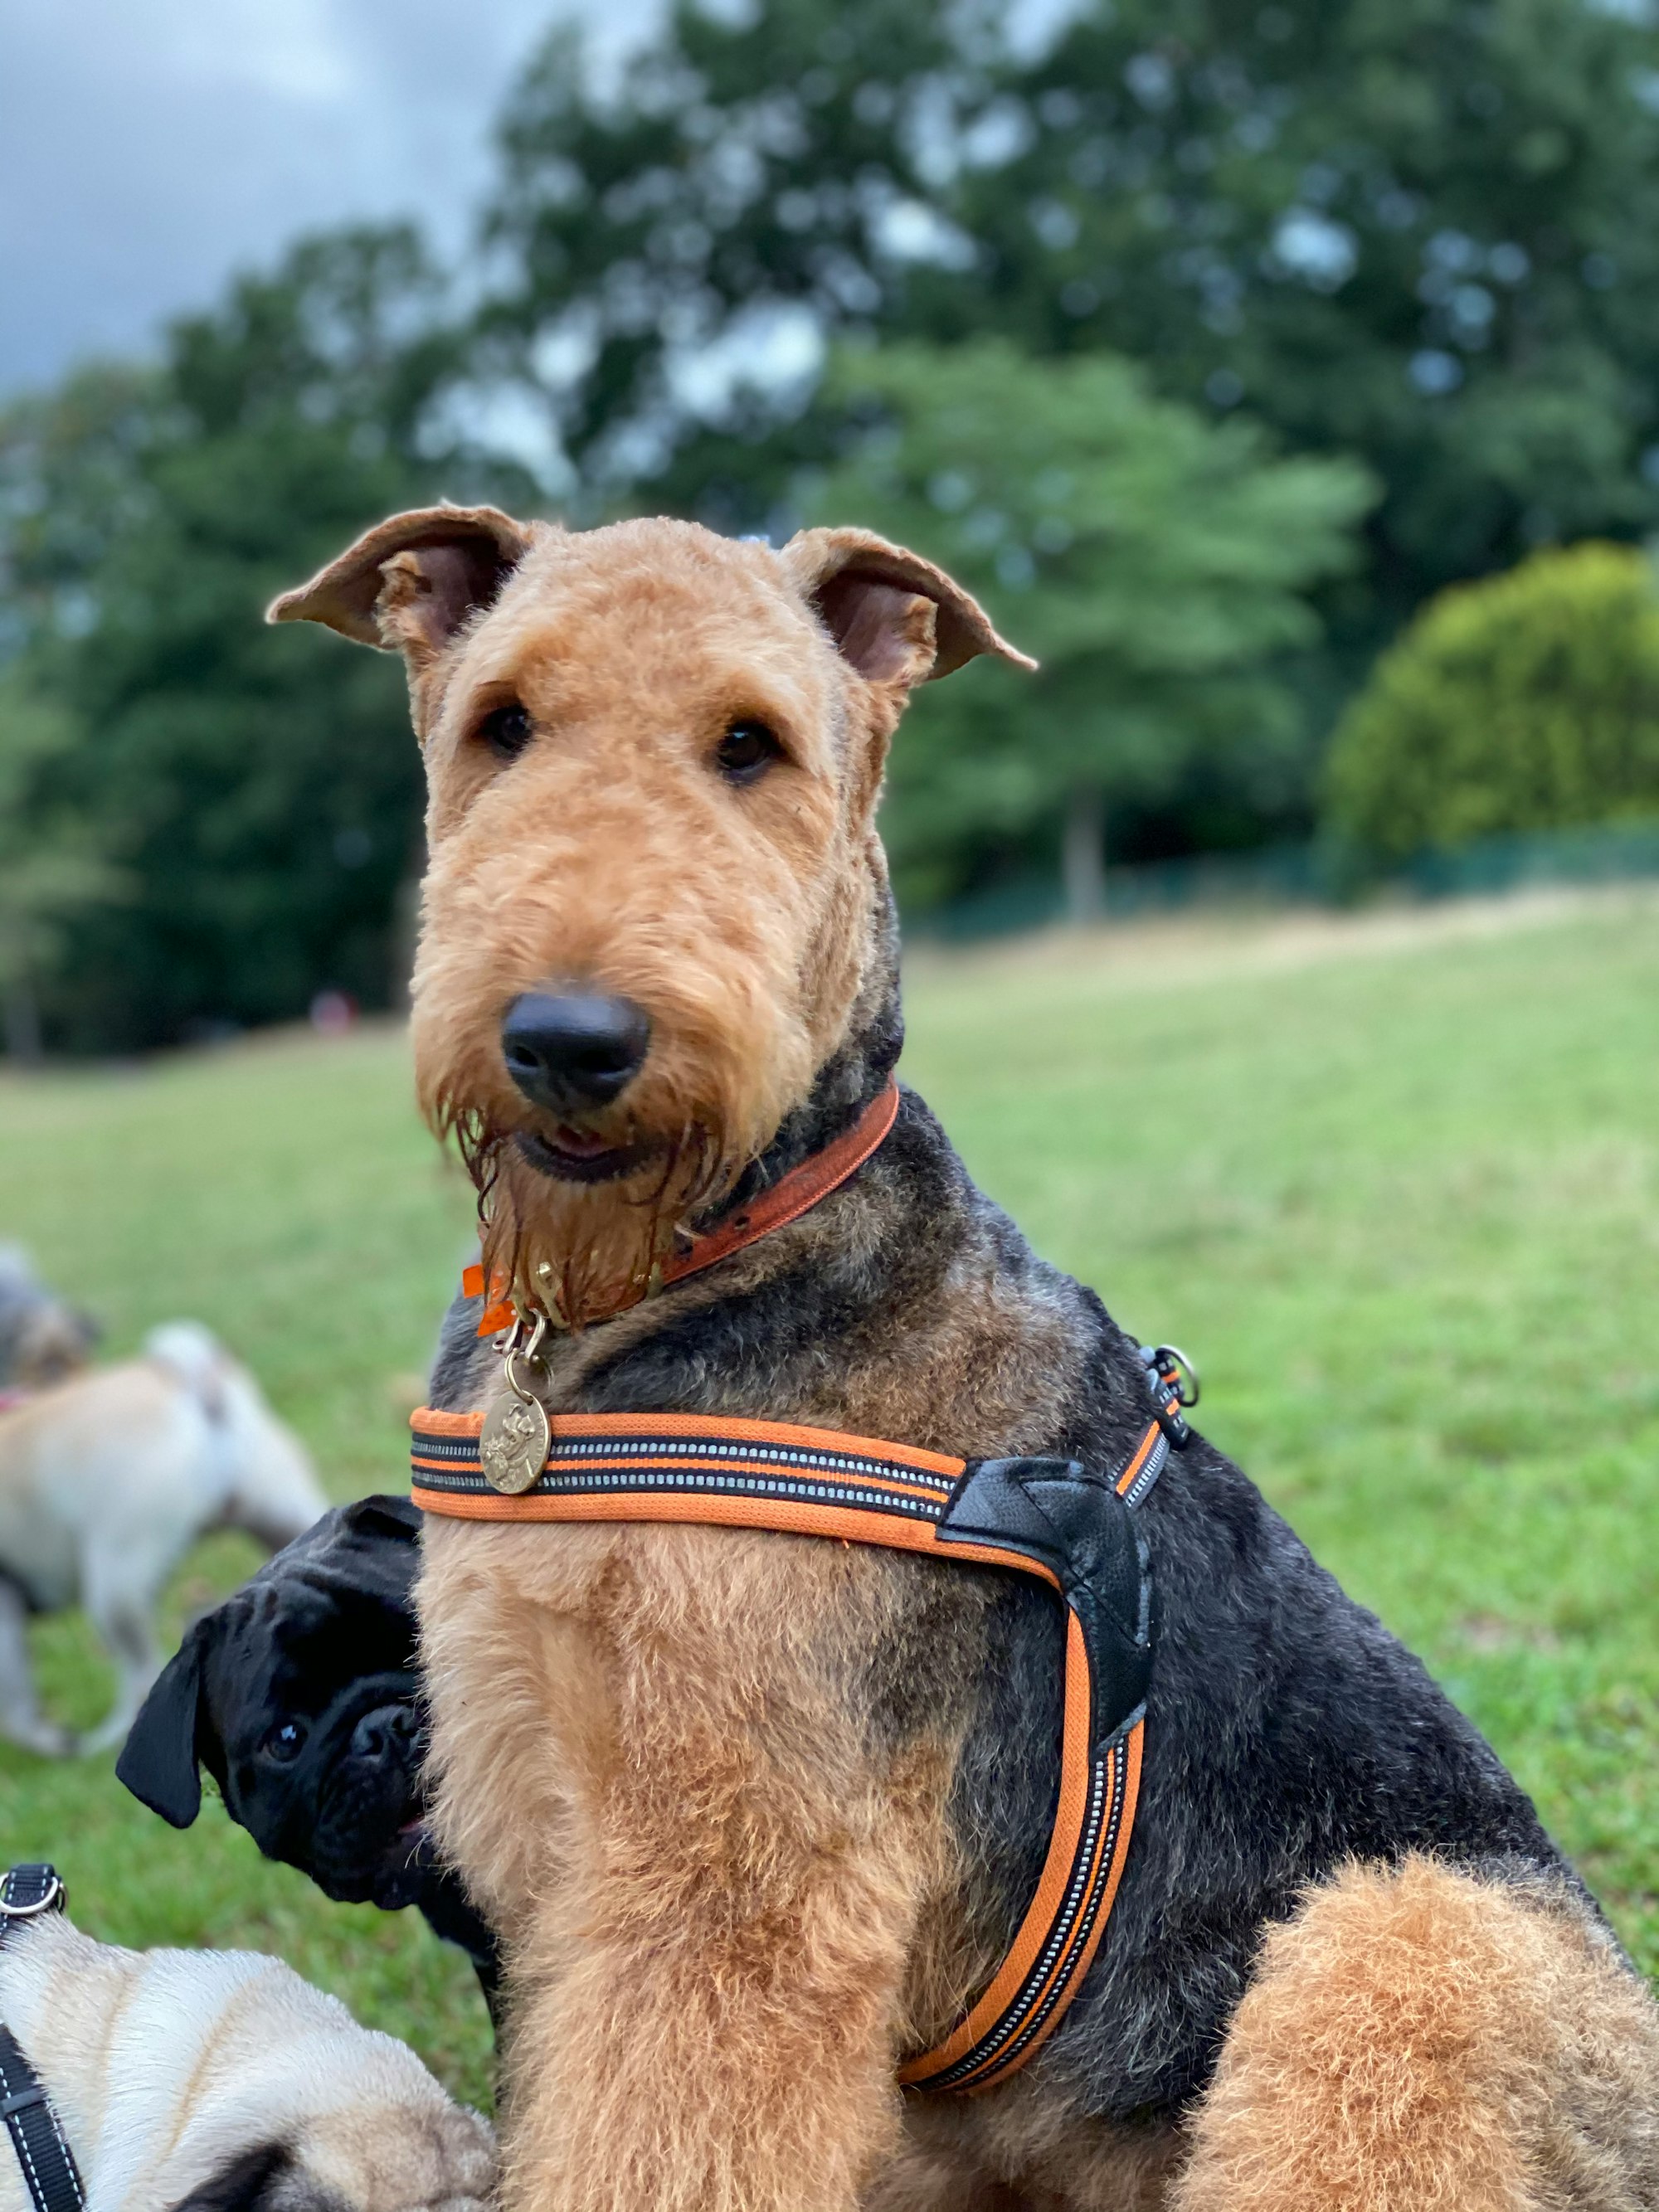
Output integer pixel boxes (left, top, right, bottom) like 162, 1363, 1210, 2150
0, 1903, 493, 2212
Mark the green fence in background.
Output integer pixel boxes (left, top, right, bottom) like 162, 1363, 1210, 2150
912, 822, 1659, 944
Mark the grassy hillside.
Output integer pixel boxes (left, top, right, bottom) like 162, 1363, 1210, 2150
2, 887, 1656, 2108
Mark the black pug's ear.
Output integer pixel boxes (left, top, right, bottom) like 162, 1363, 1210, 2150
117, 1621, 208, 1827
339, 1494, 423, 1545
309, 1494, 424, 1615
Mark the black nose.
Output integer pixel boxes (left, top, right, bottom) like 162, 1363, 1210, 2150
350, 1703, 419, 1767
500, 992, 651, 1115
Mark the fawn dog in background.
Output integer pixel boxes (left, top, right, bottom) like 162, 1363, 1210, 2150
0, 1322, 325, 1756
273, 508, 1659, 2212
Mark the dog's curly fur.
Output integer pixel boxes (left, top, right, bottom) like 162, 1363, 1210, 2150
1172, 1856, 1659, 2211
274, 508, 1659, 2212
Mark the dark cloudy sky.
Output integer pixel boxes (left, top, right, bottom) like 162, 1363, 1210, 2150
0, 0, 659, 398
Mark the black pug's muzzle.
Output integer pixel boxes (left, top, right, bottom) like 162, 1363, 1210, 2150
253, 1666, 433, 1910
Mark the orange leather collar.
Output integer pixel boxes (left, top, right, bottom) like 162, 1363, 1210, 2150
465, 1077, 902, 1335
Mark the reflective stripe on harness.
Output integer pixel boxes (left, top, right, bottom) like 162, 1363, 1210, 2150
0, 1867, 84, 2212
411, 1364, 1189, 2094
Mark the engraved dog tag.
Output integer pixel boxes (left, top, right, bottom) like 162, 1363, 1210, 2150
480, 1388, 551, 1495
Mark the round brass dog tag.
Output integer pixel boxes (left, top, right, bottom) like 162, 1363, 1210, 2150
480, 1389, 551, 1495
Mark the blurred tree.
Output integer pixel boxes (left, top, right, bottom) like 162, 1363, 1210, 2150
970, 0, 1659, 639
479, 0, 1005, 520
1326, 542, 1659, 867
804, 342, 1373, 917
0, 676, 126, 1060
487, 0, 1659, 634
8, 0, 1658, 1052
0, 227, 523, 1053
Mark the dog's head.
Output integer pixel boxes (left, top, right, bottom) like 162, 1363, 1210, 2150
164, 2114, 494, 2212
119, 1497, 435, 1909
270, 511, 1031, 1325
12, 1913, 494, 2212
0, 1246, 99, 1388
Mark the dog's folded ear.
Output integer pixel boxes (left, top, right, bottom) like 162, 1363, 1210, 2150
338, 1493, 423, 1545
782, 527, 1037, 691
314, 1494, 423, 1612
267, 506, 536, 667
117, 1621, 208, 1827
162, 2142, 320, 2212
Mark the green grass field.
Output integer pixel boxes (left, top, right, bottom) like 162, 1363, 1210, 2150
2, 887, 1656, 2109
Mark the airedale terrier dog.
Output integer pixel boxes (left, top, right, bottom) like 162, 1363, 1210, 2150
273, 508, 1659, 2212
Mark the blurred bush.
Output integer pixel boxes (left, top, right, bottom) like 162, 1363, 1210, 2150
1335, 544, 1659, 871
0, 673, 127, 1058
1325, 543, 1659, 868
802, 342, 1374, 917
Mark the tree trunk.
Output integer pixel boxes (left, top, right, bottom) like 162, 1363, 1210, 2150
3, 979, 42, 1064
1062, 783, 1107, 925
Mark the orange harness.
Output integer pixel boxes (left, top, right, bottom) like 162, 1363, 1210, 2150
411, 1087, 1193, 2093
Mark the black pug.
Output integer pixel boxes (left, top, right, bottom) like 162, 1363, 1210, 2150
117, 1495, 500, 2017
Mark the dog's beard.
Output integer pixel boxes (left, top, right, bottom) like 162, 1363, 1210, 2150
416, 933, 820, 1329
443, 1105, 738, 1331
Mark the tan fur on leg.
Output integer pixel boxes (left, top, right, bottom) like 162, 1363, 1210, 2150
1172, 1856, 1659, 2212
421, 1515, 965, 2212
861, 2135, 1030, 2212
872, 2087, 1183, 2212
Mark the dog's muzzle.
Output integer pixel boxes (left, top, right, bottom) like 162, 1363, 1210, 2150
285, 1685, 431, 1907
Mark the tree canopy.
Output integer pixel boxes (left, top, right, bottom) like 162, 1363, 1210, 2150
805, 341, 1373, 912
488, 0, 1659, 630
0, 229, 521, 1053
7, 0, 1659, 1048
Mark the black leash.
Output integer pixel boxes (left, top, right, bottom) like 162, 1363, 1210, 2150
0, 1866, 85, 2212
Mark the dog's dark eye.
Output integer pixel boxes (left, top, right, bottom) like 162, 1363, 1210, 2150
476, 702, 534, 762
262, 1719, 306, 1763
715, 719, 782, 786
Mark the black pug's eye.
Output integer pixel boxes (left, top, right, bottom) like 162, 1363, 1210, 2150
476, 702, 534, 762
714, 719, 783, 786
261, 1719, 307, 1763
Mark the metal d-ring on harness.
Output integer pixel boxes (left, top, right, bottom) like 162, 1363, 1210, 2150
0, 1865, 85, 2212
410, 1340, 1200, 2093
1140, 1342, 1200, 1445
